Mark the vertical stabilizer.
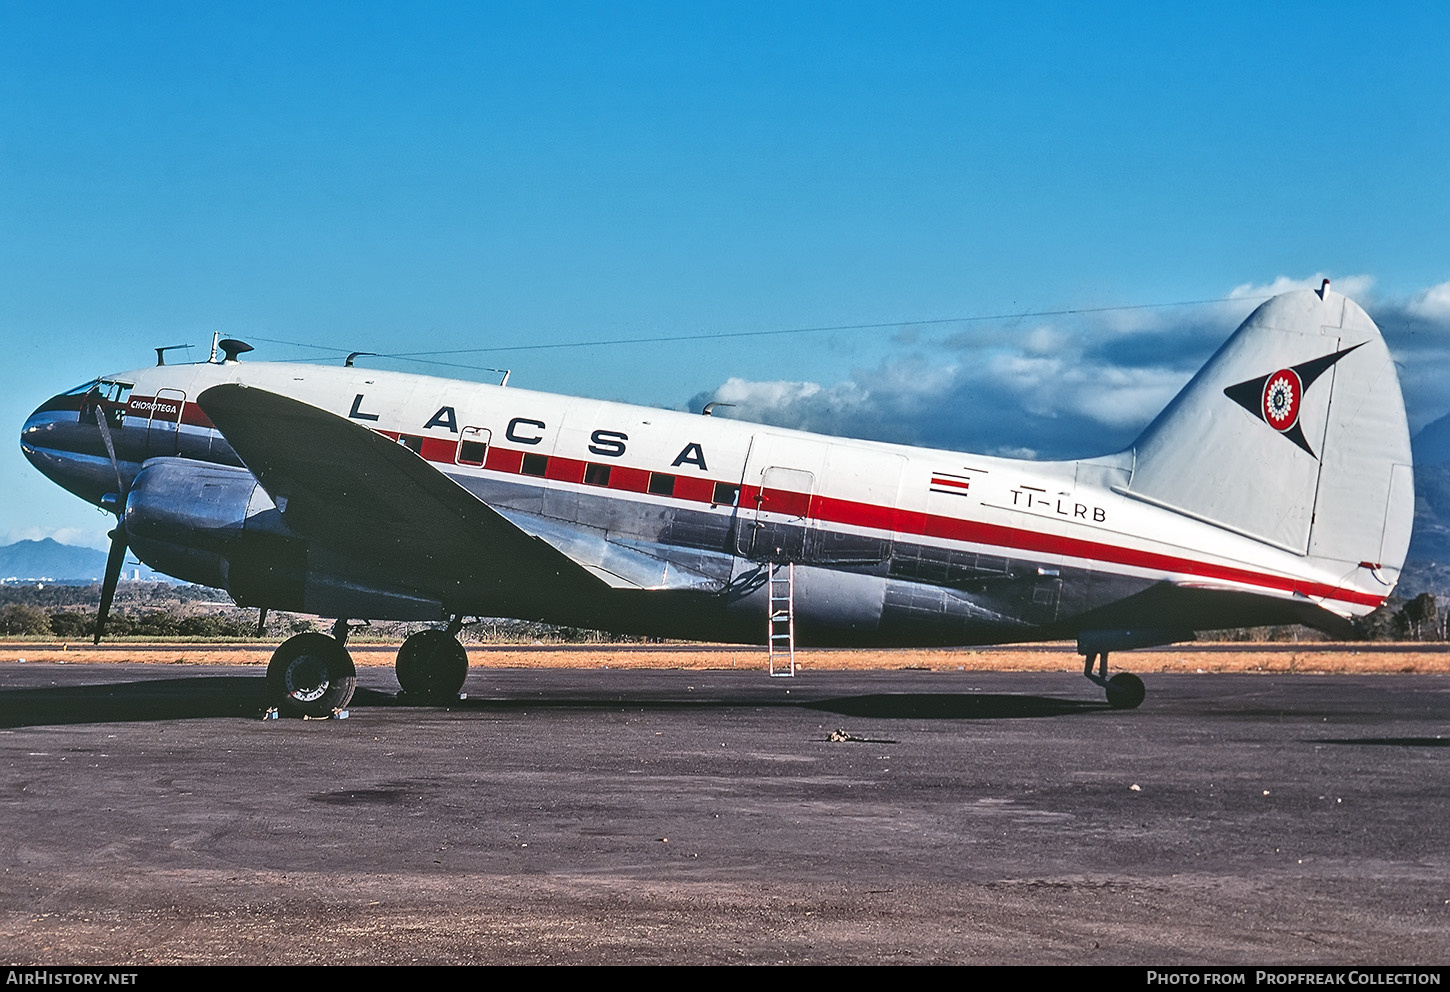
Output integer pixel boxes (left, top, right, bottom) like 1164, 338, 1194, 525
1124, 288, 1412, 588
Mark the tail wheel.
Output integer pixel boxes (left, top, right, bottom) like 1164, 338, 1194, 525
267, 633, 357, 717
395, 630, 469, 702
1105, 672, 1146, 710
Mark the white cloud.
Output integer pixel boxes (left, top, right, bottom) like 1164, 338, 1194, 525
1227, 272, 1376, 301
691, 274, 1450, 457
1409, 281, 1450, 321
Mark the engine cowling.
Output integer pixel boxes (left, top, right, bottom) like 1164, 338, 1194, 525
124, 458, 304, 605
124, 458, 443, 619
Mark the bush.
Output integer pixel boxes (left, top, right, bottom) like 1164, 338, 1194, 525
0, 604, 52, 635
47, 610, 93, 638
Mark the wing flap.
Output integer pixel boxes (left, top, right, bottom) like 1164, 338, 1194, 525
495, 508, 726, 592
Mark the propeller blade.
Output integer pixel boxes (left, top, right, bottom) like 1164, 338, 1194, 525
92, 403, 125, 496
95, 521, 128, 645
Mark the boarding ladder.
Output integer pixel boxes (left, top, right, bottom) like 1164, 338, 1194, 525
767, 561, 796, 677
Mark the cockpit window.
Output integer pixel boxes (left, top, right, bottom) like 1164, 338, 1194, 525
36, 378, 137, 423
60, 379, 133, 402
71, 379, 134, 427
100, 380, 133, 404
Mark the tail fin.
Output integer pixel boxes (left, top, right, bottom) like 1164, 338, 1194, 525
1124, 286, 1413, 591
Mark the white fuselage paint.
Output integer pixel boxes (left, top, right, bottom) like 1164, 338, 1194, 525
73, 359, 1386, 621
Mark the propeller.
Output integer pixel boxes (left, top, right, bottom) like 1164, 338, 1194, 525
92, 402, 129, 644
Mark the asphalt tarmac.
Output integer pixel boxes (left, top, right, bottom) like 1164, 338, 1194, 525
0, 662, 1447, 965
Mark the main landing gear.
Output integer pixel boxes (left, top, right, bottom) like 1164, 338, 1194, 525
265, 616, 471, 717
266, 619, 359, 718
1083, 649, 1146, 710
395, 616, 469, 704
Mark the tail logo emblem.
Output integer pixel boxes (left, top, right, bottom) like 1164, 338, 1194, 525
1223, 343, 1363, 457
1262, 369, 1302, 430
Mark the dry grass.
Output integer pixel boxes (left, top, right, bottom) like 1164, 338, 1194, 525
3, 642, 1447, 674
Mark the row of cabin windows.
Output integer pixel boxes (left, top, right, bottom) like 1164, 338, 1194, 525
399, 426, 741, 506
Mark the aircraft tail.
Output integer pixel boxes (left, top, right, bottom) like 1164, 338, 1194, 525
1123, 284, 1413, 600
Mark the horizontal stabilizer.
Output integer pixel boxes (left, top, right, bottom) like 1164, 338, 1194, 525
1068, 579, 1358, 640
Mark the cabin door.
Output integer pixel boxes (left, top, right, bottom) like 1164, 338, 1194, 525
735, 433, 906, 564
146, 389, 186, 457
735, 434, 829, 562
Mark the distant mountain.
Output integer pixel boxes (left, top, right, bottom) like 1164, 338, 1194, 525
1403, 414, 1450, 595
1413, 411, 1450, 467
0, 539, 165, 583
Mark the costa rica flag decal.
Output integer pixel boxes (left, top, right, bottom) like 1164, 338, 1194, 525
1222, 343, 1362, 458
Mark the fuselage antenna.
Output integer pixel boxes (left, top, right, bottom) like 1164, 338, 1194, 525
154, 345, 191, 367
209, 331, 220, 364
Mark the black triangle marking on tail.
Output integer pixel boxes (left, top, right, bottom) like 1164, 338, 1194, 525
1222, 343, 1364, 459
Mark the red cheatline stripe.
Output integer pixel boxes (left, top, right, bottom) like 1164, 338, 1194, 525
806, 492, 1382, 608
416, 434, 1380, 609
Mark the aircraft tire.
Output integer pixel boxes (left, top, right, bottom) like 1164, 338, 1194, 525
395, 630, 469, 702
267, 633, 357, 718
1105, 672, 1146, 710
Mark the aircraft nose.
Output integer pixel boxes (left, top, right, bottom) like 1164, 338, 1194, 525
19, 396, 59, 461
18, 390, 116, 504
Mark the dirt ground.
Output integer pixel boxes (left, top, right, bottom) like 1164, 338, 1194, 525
3, 641, 1446, 673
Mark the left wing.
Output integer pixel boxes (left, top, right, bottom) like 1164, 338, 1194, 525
197, 383, 610, 597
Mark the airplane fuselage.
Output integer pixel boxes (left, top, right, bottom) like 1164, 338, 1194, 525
21, 353, 1390, 648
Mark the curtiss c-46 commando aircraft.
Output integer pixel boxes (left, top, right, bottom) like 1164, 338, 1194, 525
20, 284, 1413, 715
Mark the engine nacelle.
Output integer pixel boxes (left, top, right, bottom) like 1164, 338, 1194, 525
125, 458, 275, 593
124, 458, 443, 619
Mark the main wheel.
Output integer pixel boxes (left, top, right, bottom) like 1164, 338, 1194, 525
1105, 672, 1146, 710
395, 630, 469, 702
267, 633, 357, 718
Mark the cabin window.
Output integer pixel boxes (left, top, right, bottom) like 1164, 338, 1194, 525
456, 426, 492, 466
399, 435, 423, 454
712, 482, 739, 506
521, 453, 549, 477
647, 472, 675, 496
584, 463, 612, 487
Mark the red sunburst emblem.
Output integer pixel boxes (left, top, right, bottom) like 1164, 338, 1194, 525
1260, 369, 1302, 431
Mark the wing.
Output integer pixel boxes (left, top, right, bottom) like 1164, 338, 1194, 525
196, 383, 608, 597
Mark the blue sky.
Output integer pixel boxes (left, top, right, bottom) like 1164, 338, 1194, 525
3, 2, 1448, 549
